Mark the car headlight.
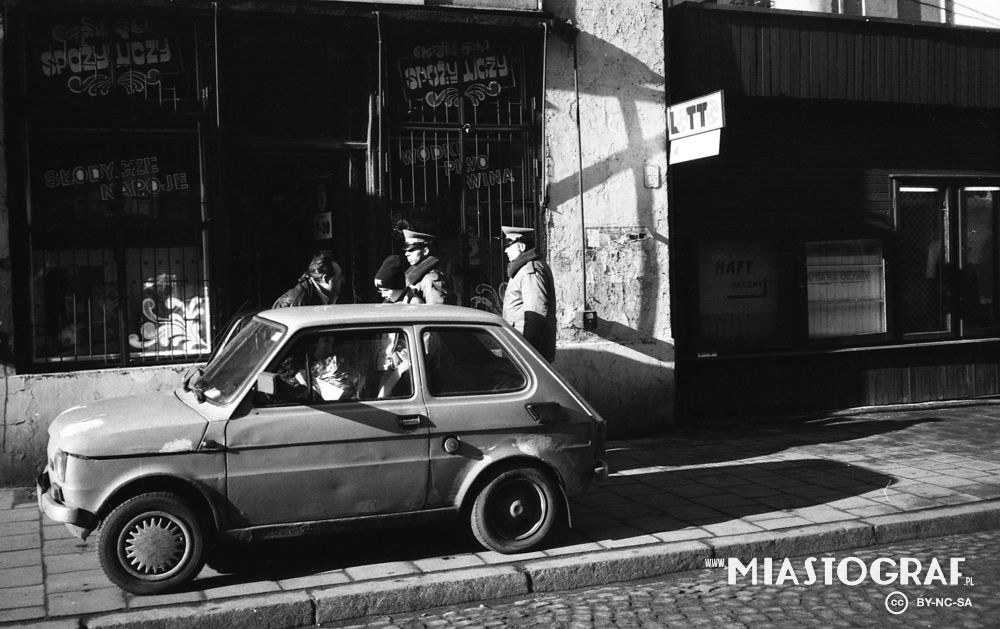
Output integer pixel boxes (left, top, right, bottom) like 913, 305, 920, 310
52, 449, 68, 484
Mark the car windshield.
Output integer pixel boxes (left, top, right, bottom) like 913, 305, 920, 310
194, 316, 286, 406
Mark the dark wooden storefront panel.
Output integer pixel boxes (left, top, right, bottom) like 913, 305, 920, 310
670, 4, 1000, 108
683, 344, 1000, 421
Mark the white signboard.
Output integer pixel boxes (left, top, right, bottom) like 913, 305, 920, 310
668, 90, 725, 141
314, 212, 332, 240
669, 129, 721, 165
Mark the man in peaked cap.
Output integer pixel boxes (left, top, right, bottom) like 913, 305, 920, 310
501, 225, 556, 362
401, 229, 455, 305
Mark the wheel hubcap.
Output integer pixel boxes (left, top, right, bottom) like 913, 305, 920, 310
119, 512, 191, 578
491, 479, 547, 541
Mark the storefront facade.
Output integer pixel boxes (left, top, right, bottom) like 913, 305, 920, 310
0, 1, 673, 484
669, 3, 1000, 420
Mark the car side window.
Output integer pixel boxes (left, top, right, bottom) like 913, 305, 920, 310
261, 328, 413, 405
421, 327, 527, 397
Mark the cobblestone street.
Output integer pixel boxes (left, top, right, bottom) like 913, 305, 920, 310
333, 530, 1000, 628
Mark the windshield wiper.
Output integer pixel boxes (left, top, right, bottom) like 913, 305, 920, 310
183, 366, 205, 392
191, 383, 207, 404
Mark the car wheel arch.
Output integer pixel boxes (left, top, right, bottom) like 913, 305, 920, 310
459, 456, 571, 526
96, 475, 222, 534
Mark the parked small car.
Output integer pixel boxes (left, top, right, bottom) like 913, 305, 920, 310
37, 304, 608, 594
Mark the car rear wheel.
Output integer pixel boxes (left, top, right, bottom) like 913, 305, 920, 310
470, 467, 558, 553
97, 492, 206, 595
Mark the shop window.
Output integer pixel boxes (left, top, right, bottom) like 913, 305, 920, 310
893, 181, 1000, 339
27, 128, 209, 365
895, 186, 950, 336
806, 239, 887, 338
697, 240, 784, 350
24, 13, 201, 116
11, 9, 213, 369
961, 188, 999, 333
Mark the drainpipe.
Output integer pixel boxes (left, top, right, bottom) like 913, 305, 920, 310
374, 12, 384, 198
569, 23, 591, 317
539, 21, 548, 230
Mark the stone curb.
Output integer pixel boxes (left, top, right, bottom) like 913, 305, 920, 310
76, 500, 1000, 629
311, 566, 529, 624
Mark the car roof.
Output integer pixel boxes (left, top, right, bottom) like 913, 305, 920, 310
257, 304, 508, 332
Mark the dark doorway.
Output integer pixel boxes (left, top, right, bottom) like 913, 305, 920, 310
229, 150, 373, 308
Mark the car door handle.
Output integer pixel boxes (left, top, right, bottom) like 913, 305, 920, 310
200, 439, 226, 452
398, 415, 423, 427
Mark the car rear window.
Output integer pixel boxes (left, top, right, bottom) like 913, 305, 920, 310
421, 327, 527, 397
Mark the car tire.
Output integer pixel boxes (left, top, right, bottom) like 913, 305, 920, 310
470, 467, 558, 554
97, 492, 206, 595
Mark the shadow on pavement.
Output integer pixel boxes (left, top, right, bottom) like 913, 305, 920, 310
192, 519, 484, 588
608, 416, 941, 470
187, 459, 895, 591
569, 459, 896, 533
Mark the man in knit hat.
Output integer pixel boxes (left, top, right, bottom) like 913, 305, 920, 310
501, 225, 556, 362
373, 254, 408, 303
401, 229, 455, 305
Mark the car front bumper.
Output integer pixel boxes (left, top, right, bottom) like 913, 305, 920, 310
36, 471, 97, 540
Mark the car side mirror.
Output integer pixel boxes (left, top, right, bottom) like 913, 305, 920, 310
257, 371, 278, 396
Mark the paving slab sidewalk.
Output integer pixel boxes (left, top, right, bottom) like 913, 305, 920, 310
2, 403, 1000, 628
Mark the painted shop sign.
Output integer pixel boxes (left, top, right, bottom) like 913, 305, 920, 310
34, 16, 186, 100
397, 139, 516, 190
42, 155, 191, 201
397, 40, 516, 107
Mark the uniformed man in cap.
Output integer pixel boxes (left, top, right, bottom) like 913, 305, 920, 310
401, 229, 455, 305
501, 225, 556, 362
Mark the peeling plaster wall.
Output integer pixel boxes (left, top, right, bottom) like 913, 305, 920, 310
544, 0, 673, 436
1, 365, 189, 485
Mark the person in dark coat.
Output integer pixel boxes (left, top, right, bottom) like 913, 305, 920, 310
373, 254, 408, 303
500, 225, 556, 362
402, 229, 455, 305
273, 250, 344, 308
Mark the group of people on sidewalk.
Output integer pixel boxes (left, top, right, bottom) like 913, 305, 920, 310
271, 226, 557, 362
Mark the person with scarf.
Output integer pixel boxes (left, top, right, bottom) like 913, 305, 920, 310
501, 225, 556, 362
273, 250, 344, 308
401, 229, 455, 305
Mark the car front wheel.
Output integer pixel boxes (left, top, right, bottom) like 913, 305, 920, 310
470, 467, 558, 553
97, 492, 206, 595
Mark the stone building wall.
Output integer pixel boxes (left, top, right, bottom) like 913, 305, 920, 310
544, 0, 674, 436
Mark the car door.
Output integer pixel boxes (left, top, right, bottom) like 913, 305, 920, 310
224, 325, 429, 526
417, 324, 545, 508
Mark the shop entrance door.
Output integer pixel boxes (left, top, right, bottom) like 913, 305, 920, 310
232, 150, 373, 308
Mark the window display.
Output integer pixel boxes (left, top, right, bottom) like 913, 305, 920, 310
27, 128, 208, 364
806, 239, 886, 338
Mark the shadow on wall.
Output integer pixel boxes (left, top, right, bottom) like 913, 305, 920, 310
543, 10, 668, 342
554, 328, 674, 440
